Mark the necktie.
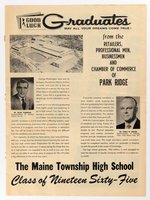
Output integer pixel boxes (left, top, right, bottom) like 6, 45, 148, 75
21, 98, 26, 110
126, 124, 131, 129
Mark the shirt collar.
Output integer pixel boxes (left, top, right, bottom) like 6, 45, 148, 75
125, 118, 137, 129
18, 94, 25, 101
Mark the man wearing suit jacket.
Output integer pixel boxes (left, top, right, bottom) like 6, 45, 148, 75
116, 97, 140, 129
11, 79, 34, 110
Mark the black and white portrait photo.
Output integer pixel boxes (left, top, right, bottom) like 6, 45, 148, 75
116, 96, 140, 129
11, 77, 34, 110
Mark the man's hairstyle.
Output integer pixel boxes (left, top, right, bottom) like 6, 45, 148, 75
122, 96, 137, 107
16, 79, 29, 88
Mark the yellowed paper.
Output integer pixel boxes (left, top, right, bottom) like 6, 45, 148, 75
6, 5, 146, 196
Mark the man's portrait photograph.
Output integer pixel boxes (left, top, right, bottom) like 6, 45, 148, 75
116, 96, 140, 129
11, 77, 34, 110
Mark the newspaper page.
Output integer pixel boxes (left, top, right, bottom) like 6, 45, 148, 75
5, 5, 146, 196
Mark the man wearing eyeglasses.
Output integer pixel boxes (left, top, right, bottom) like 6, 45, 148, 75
11, 79, 34, 110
